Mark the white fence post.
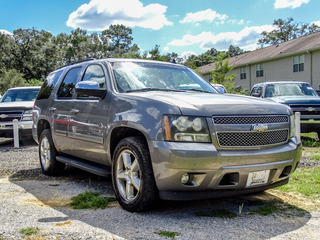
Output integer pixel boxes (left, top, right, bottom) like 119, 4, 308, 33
13, 119, 19, 148
295, 112, 301, 144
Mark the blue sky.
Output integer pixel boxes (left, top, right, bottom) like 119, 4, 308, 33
0, 0, 319, 58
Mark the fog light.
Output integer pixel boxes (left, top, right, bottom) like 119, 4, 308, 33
181, 173, 190, 184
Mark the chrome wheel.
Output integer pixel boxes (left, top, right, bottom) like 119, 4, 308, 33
115, 149, 141, 202
40, 136, 51, 171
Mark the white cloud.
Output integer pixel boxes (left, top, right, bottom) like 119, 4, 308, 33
180, 9, 228, 24
0, 29, 12, 35
168, 25, 276, 51
163, 46, 169, 52
274, 0, 310, 9
312, 20, 320, 26
67, 0, 173, 31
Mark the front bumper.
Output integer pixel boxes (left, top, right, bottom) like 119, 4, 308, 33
0, 120, 33, 138
149, 138, 301, 200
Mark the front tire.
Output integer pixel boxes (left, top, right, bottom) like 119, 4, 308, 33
112, 136, 158, 212
39, 129, 65, 176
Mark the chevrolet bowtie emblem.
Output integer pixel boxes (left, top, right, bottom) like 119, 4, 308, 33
251, 124, 268, 132
306, 107, 315, 112
0, 114, 8, 119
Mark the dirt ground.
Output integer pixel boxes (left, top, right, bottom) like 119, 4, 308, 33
0, 138, 320, 240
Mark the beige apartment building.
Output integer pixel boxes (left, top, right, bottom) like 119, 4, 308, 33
198, 31, 320, 92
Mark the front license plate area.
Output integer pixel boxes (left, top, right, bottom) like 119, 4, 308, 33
246, 170, 270, 187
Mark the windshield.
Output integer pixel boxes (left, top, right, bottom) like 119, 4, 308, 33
0, 88, 39, 102
265, 83, 319, 97
111, 62, 218, 93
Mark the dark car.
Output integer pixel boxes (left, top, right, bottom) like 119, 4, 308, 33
250, 81, 320, 137
0, 86, 40, 139
32, 59, 301, 212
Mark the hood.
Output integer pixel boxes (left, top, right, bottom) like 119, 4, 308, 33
269, 96, 320, 105
131, 92, 291, 116
0, 101, 34, 111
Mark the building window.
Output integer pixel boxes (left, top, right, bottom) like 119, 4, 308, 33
256, 64, 263, 77
293, 55, 304, 72
240, 67, 246, 80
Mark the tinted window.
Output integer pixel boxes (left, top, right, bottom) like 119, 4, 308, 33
57, 67, 82, 98
37, 70, 63, 99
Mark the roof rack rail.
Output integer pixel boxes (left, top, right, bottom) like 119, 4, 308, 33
54, 58, 96, 71
70, 58, 95, 65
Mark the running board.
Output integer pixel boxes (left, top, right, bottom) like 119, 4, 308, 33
56, 155, 111, 177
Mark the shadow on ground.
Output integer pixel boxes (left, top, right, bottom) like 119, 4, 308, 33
6, 168, 313, 240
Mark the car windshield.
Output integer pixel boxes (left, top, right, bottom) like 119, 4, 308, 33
0, 88, 39, 102
265, 83, 318, 97
111, 62, 218, 94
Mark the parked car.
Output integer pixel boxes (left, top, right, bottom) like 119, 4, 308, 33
33, 59, 301, 212
250, 81, 320, 137
0, 86, 40, 139
211, 83, 227, 94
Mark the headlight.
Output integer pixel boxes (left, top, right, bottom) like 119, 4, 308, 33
22, 110, 33, 121
289, 114, 296, 138
163, 115, 211, 142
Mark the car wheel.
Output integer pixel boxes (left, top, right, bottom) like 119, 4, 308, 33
39, 129, 65, 176
112, 136, 158, 212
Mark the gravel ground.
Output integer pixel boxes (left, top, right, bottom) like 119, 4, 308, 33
0, 138, 320, 240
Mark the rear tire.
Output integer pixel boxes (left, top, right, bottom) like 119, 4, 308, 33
112, 136, 158, 212
39, 129, 65, 176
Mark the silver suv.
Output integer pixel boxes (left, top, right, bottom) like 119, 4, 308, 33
32, 59, 301, 212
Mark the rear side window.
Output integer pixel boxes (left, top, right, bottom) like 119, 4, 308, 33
57, 67, 82, 98
37, 70, 63, 99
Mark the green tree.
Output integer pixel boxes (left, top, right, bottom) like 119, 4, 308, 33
101, 24, 133, 56
0, 69, 27, 94
258, 18, 320, 47
211, 52, 236, 92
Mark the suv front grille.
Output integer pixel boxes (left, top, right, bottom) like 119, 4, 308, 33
213, 116, 289, 124
212, 115, 289, 148
217, 130, 289, 147
288, 104, 320, 117
0, 111, 24, 123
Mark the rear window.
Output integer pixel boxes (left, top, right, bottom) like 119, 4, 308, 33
37, 70, 63, 99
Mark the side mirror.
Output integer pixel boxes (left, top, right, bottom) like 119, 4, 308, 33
251, 92, 261, 97
75, 81, 106, 98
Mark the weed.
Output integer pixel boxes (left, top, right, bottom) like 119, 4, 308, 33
19, 227, 40, 236
70, 191, 117, 209
155, 230, 180, 239
195, 209, 237, 218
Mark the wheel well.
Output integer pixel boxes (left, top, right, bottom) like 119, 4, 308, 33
110, 127, 147, 159
37, 119, 50, 140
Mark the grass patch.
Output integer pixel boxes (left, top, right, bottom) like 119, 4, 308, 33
277, 167, 320, 200
70, 191, 117, 209
310, 154, 320, 160
195, 209, 237, 218
249, 201, 306, 217
155, 230, 180, 239
19, 227, 40, 236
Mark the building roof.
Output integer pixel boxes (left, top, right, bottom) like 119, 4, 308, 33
198, 31, 320, 74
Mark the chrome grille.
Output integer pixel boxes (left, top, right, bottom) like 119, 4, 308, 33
213, 115, 288, 124
217, 130, 289, 147
0, 111, 23, 122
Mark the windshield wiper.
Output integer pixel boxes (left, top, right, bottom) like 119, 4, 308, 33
181, 88, 214, 93
125, 88, 185, 93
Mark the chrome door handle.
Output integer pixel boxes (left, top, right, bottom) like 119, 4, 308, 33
70, 109, 80, 114
49, 107, 56, 112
